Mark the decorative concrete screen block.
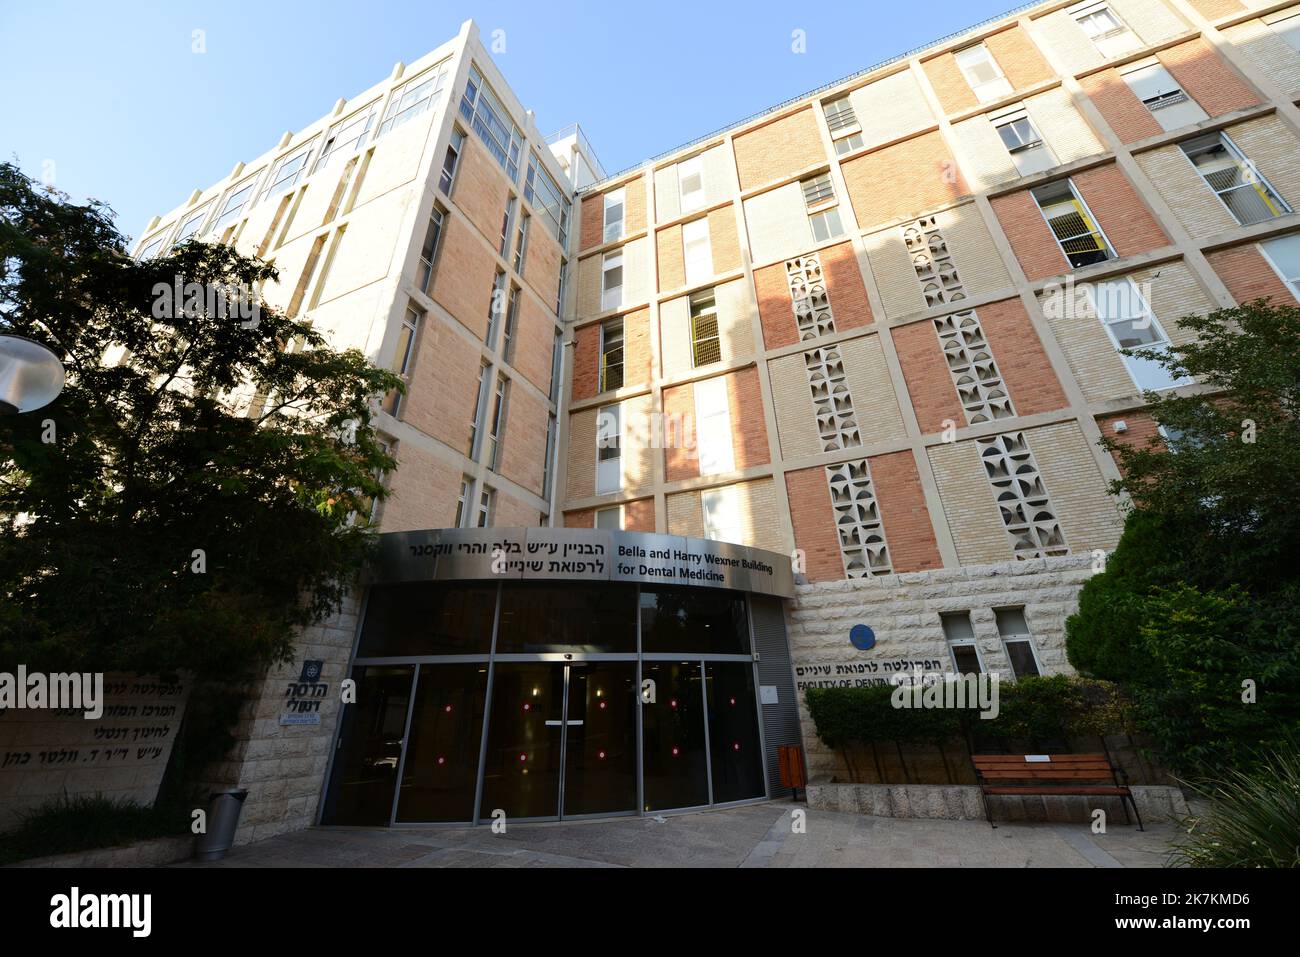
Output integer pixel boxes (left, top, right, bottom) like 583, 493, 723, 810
934, 310, 1015, 425
903, 215, 967, 308
804, 345, 862, 452
785, 252, 836, 340
977, 431, 1069, 559
826, 459, 893, 578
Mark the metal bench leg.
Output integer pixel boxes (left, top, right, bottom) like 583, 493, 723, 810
1126, 793, 1144, 832
980, 788, 996, 829
1118, 794, 1132, 826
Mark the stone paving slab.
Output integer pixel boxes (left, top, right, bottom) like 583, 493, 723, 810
183, 802, 1179, 869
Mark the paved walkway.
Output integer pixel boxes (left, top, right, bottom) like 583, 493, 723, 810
189, 803, 1178, 868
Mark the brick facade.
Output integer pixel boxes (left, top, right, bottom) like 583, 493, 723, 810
841, 131, 969, 230
732, 108, 826, 191
1206, 242, 1300, 305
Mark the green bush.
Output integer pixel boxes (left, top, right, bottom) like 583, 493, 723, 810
1169, 744, 1300, 868
0, 793, 191, 865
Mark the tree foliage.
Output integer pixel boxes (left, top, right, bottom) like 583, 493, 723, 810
0, 162, 402, 676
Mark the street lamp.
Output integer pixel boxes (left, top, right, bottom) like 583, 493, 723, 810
0, 335, 65, 415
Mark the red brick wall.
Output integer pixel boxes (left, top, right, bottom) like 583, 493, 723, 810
727, 366, 770, 470
1095, 410, 1163, 476
625, 175, 646, 235
1160, 39, 1260, 119
975, 297, 1068, 416
381, 442, 461, 533
842, 131, 968, 230
892, 319, 965, 434
564, 499, 655, 531
432, 215, 495, 338
1206, 243, 1299, 305
564, 508, 594, 528
512, 293, 555, 394
753, 241, 871, 349
572, 322, 600, 401
869, 450, 943, 573
625, 307, 652, 389
662, 381, 696, 481
499, 383, 547, 497
754, 260, 797, 349
785, 466, 844, 582
579, 193, 603, 253
402, 319, 479, 454
733, 108, 826, 191
523, 223, 562, 308
1080, 70, 1162, 145
454, 137, 511, 247
924, 53, 979, 116
924, 26, 1053, 116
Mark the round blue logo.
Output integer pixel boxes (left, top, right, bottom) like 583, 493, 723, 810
849, 624, 876, 651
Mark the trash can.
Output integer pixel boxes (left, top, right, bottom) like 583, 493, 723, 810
193, 788, 249, 862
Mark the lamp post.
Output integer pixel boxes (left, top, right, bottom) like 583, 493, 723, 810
0, 335, 65, 415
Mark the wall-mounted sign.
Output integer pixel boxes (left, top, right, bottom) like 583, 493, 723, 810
368, 527, 795, 598
849, 624, 876, 651
281, 660, 328, 726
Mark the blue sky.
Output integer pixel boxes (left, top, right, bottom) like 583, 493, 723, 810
1, 0, 1020, 243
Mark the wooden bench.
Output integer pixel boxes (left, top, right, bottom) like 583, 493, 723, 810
972, 753, 1143, 830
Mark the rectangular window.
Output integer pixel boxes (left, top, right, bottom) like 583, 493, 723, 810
549, 331, 564, 402
599, 318, 624, 392
995, 608, 1043, 678
313, 103, 378, 173
469, 362, 491, 457
802, 173, 844, 242
542, 414, 558, 499
458, 64, 523, 181
682, 218, 712, 286
678, 155, 705, 213
136, 231, 169, 261
1121, 62, 1206, 132
525, 153, 572, 245
382, 304, 423, 416
259, 143, 314, 206
1070, 1, 1141, 58
1031, 179, 1115, 269
417, 206, 445, 293
701, 485, 744, 544
171, 206, 210, 248
940, 612, 983, 676
455, 476, 473, 528
601, 250, 624, 311
210, 177, 259, 235
477, 487, 494, 527
487, 270, 507, 349
595, 505, 622, 531
555, 260, 568, 315
1087, 277, 1185, 391
438, 129, 465, 194
1260, 233, 1300, 298
954, 43, 1012, 103
486, 374, 508, 471
379, 61, 450, 138
603, 187, 626, 244
824, 96, 865, 155
693, 376, 734, 476
499, 196, 516, 257
513, 213, 530, 273
1181, 132, 1291, 226
596, 404, 622, 493
689, 289, 721, 367
502, 284, 520, 362
991, 105, 1055, 176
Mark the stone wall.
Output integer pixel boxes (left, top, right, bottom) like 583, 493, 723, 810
788, 555, 1095, 782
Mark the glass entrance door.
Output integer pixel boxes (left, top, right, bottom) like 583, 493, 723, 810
320, 665, 415, 826
479, 662, 636, 821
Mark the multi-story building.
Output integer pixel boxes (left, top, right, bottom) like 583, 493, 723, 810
127, 0, 1300, 840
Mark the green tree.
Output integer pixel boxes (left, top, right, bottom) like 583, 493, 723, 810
0, 162, 401, 676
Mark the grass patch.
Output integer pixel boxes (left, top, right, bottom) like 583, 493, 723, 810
0, 793, 192, 865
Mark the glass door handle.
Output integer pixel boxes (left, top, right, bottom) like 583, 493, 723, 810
545, 720, 584, 726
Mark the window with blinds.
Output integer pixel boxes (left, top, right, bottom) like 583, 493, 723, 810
1031, 179, 1114, 269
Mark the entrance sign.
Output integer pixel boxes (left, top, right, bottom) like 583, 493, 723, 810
369, 527, 795, 598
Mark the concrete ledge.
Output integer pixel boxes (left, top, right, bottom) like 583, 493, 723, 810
806, 782, 1188, 824
6, 835, 194, 868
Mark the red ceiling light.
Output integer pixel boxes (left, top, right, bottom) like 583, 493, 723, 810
671, 746, 680, 756
598, 750, 607, 760
444, 704, 453, 713
519, 753, 528, 763
522, 702, 531, 711
733, 742, 741, 751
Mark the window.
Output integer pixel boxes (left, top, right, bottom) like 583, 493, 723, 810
469, 362, 490, 457
802, 173, 844, 242
379, 62, 450, 137
678, 156, 705, 213
1260, 233, 1300, 298
438, 129, 465, 194
991, 105, 1055, 176
995, 608, 1042, 678
599, 318, 624, 392
940, 612, 983, 676
136, 231, 168, 261
477, 487, 494, 527
601, 250, 624, 311
701, 485, 744, 543
1121, 62, 1206, 132
954, 43, 1012, 103
455, 476, 473, 528
458, 64, 523, 181
259, 144, 314, 206
382, 304, 423, 416
1070, 1, 1141, 58
1086, 277, 1186, 391
525, 153, 572, 245
693, 376, 734, 476
313, 104, 378, 173
513, 213, 530, 273
499, 196, 516, 257
555, 261, 568, 315
417, 206, 445, 293
682, 218, 712, 286
549, 331, 564, 402
1181, 132, 1291, 226
596, 404, 622, 493
486, 374, 508, 470
823, 96, 864, 156
210, 178, 258, 235
502, 284, 520, 362
542, 414, 558, 498
1268, 12, 1300, 52
487, 270, 507, 348
1031, 179, 1114, 269
595, 506, 622, 531
603, 187, 626, 244
170, 207, 210, 248
689, 289, 721, 367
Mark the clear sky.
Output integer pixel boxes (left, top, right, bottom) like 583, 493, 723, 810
1, 0, 1021, 244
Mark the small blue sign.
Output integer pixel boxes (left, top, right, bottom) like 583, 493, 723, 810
849, 624, 876, 651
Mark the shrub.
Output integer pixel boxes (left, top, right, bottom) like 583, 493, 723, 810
0, 793, 191, 865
